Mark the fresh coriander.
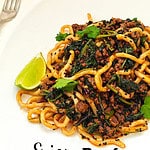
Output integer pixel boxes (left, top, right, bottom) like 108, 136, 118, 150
77, 25, 100, 39
140, 96, 150, 119
53, 78, 78, 92
55, 32, 70, 41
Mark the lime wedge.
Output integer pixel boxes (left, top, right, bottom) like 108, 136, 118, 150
15, 52, 46, 90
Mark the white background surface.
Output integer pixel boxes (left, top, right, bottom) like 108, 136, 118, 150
0, 0, 42, 55
0, 0, 150, 150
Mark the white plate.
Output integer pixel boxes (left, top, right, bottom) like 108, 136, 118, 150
0, 0, 150, 149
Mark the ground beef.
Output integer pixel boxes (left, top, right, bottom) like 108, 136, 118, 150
76, 101, 89, 113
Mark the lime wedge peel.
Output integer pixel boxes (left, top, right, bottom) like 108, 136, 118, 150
15, 52, 46, 90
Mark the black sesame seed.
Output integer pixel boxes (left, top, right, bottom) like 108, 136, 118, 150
103, 142, 107, 145
115, 138, 120, 141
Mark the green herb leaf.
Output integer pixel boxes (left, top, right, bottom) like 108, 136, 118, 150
96, 30, 117, 38
140, 105, 150, 119
53, 78, 78, 92
87, 123, 99, 134
141, 36, 147, 45
55, 32, 70, 41
77, 25, 100, 39
140, 96, 150, 119
117, 76, 139, 93
42, 89, 63, 102
144, 96, 150, 105
66, 108, 78, 120
132, 17, 138, 21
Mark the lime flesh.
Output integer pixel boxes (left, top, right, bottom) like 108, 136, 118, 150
15, 52, 46, 90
